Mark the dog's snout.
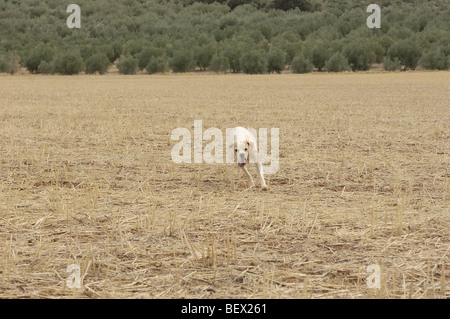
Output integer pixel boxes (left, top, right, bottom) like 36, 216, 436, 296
238, 152, 246, 161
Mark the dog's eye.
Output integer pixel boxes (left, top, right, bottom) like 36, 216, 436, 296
234, 149, 237, 152
245, 148, 248, 151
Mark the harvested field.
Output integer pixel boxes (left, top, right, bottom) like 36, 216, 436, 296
0, 72, 449, 299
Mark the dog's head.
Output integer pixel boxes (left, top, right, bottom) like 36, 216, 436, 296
230, 138, 253, 168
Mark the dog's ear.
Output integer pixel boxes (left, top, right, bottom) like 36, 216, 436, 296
244, 136, 252, 150
247, 140, 256, 151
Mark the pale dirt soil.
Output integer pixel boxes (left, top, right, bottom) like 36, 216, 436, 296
0, 72, 449, 298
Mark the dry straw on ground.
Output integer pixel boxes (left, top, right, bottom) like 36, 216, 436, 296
0, 72, 449, 298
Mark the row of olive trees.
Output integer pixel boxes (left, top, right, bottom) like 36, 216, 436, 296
1, 0, 448, 74
4, 35, 446, 75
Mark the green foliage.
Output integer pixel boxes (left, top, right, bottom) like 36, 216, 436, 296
111, 41, 123, 63
209, 53, 230, 73
325, 52, 350, 72
383, 57, 401, 71
272, 31, 302, 65
291, 54, 313, 73
420, 47, 448, 70
344, 39, 376, 71
311, 42, 330, 71
146, 56, 169, 74
6, 52, 21, 74
223, 40, 243, 73
53, 51, 84, 75
370, 41, 386, 64
272, 0, 313, 11
170, 50, 195, 73
378, 35, 395, 53
387, 39, 422, 70
195, 44, 216, 71
85, 53, 111, 74
266, 48, 286, 73
387, 26, 413, 40
0, 55, 10, 73
101, 44, 117, 64
1, 0, 448, 75
227, 0, 268, 11
38, 60, 54, 74
240, 50, 267, 74
137, 46, 165, 71
25, 43, 54, 73
337, 9, 365, 37
117, 54, 138, 75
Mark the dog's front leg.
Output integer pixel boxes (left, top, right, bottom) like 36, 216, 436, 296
240, 166, 255, 188
256, 161, 268, 190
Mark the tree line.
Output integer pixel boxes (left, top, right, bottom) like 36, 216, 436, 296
0, 0, 448, 75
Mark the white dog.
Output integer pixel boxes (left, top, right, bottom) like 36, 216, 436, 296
228, 127, 268, 190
